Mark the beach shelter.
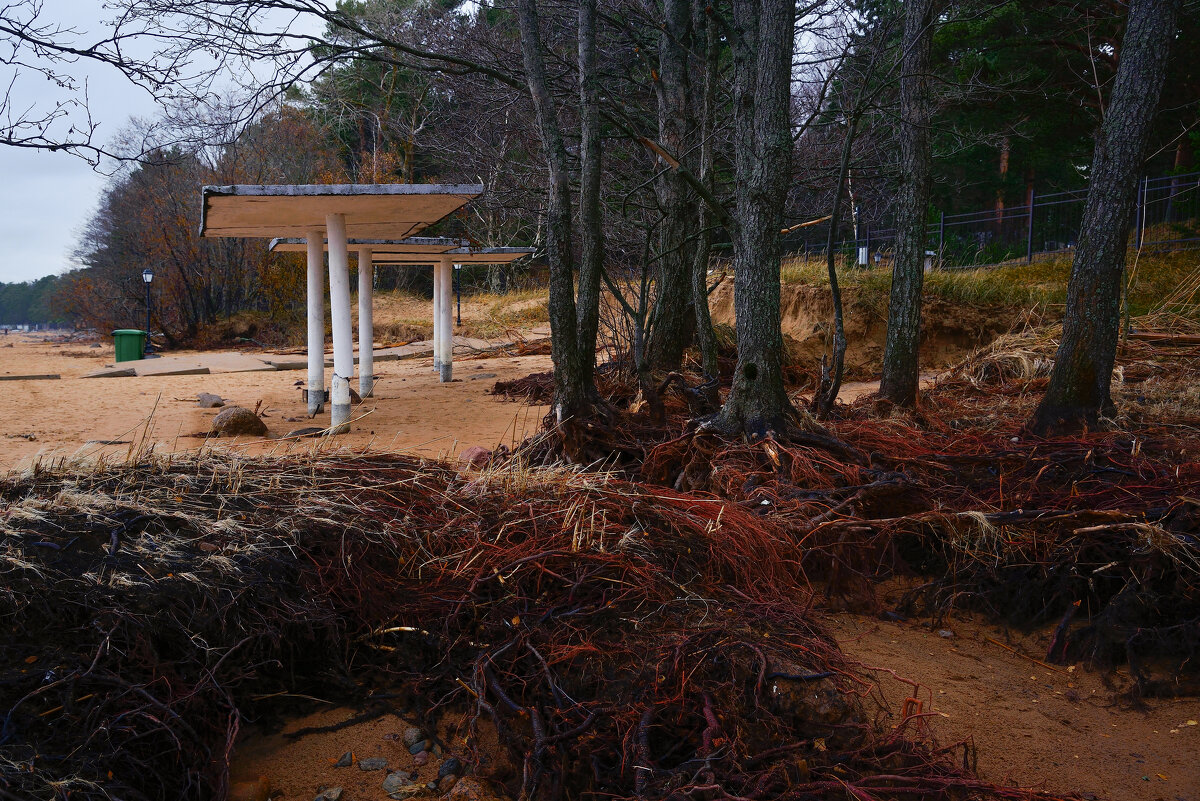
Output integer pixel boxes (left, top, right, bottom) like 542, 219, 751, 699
371, 247, 534, 381
270, 239, 533, 387
200, 183, 482, 433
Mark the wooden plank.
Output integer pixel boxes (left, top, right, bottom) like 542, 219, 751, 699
1127, 332, 1200, 346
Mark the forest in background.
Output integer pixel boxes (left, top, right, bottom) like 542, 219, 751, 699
4, 3, 1200, 800
2, 0, 1196, 343
0, 276, 62, 327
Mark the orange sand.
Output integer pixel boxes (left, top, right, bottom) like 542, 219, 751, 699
0, 332, 549, 471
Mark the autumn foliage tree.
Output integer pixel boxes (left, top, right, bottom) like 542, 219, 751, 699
60, 109, 345, 343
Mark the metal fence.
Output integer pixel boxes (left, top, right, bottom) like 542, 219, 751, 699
783, 169, 1200, 269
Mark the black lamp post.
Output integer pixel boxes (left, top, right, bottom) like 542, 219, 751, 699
141, 267, 154, 353
454, 264, 462, 325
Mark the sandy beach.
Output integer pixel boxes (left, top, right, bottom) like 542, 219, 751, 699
0, 331, 550, 470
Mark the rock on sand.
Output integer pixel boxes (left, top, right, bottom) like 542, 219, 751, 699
445, 778, 509, 801
459, 446, 492, 468
210, 406, 268, 438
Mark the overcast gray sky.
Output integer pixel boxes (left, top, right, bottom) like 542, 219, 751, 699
0, 1, 166, 284
0, 0, 327, 285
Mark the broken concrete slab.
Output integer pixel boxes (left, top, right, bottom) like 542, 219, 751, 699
261, 358, 308, 371
310, 348, 422, 366
133, 353, 275, 376
83, 366, 137, 378
372, 342, 434, 361
134, 365, 210, 377
0, 373, 61, 381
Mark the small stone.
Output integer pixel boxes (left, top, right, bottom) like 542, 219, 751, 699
197, 392, 225, 408
383, 732, 400, 741
408, 739, 430, 755
315, 789, 343, 801
384, 775, 426, 800
438, 758, 462, 779
285, 426, 326, 439
459, 446, 492, 468
413, 751, 430, 767
383, 772, 414, 794
402, 726, 425, 747
334, 751, 353, 768
438, 776, 459, 792
937, 629, 954, 639
426, 782, 438, 791
432, 743, 444, 757
445, 778, 506, 801
359, 757, 388, 771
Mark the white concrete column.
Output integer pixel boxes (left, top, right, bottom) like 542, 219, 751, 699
305, 229, 325, 417
431, 261, 442, 373
437, 257, 454, 383
357, 246, 374, 398
327, 213, 353, 434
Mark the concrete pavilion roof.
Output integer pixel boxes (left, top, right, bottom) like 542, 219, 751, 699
373, 247, 535, 265
268, 236, 470, 255
200, 183, 484, 239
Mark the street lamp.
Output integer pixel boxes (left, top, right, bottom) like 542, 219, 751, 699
141, 267, 154, 353
454, 264, 462, 325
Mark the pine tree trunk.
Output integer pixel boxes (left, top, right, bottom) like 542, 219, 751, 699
878, 0, 936, 407
1030, 0, 1181, 434
576, 0, 603, 392
711, 0, 793, 436
517, 0, 589, 422
648, 0, 694, 372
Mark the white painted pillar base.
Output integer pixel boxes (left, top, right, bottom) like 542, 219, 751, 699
432, 261, 442, 373
305, 229, 325, 417
437, 258, 454, 383
327, 213, 353, 434
357, 247, 374, 398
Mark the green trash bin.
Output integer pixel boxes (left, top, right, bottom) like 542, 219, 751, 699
113, 329, 147, 362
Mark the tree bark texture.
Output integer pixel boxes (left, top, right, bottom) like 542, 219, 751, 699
712, 0, 794, 436
648, 0, 695, 371
878, 0, 936, 407
1030, 0, 1181, 433
517, 0, 589, 421
576, 0, 604, 392
690, 0, 720, 408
